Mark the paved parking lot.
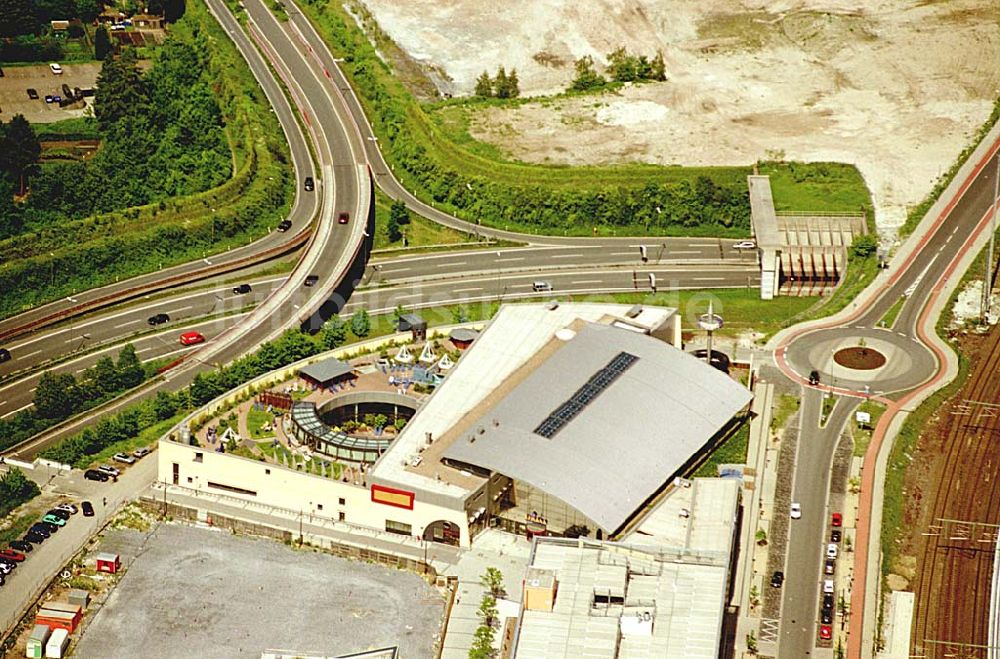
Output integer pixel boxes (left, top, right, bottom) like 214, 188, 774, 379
0, 62, 99, 123
73, 523, 446, 659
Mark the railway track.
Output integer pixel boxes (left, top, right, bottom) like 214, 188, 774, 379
911, 326, 1000, 657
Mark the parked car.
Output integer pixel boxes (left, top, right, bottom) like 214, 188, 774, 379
61, 83, 72, 98
819, 625, 832, 641
46, 509, 71, 521
304, 275, 319, 287
24, 531, 46, 544
0, 549, 25, 562
27, 88, 39, 100
304, 176, 314, 191
809, 369, 820, 385
337, 211, 349, 224
821, 608, 833, 624
98, 464, 120, 477
232, 283, 252, 295
732, 240, 757, 250
790, 502, 802, 519
0, 562, 14, 575
277, 219, 292, 232
55, 503, 78, 515
148, 313, 170, 326
179, 331, 205, 346
826, 543, 838, 560
84, 469, 109, 482
9, 540, 33, 553
44, 95, 54, 104
113, 452, 136, 464
29, 524, 52, 538
49, 63, 63, 74
770, 571, 784, 588
831, 529, 842, 543
133, 447, 151, 458
824, 558, 835, 575
823, 579, 834, 594
42, 514, 66, 527
831, 512, 843, 527
81, 501, 95, 517
0, 348, 9, 363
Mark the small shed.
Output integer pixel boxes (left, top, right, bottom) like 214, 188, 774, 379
398, 313, 427, 341
45, 628, 69, 658
67, 589, 90, 609
95, 552, 120, 574
132, 13, 164, 28
26, 624, 50, 658
35, 603, 81, 633
449, 327, 478, 350
299, 358, 356, 390
50, 20, 70, 31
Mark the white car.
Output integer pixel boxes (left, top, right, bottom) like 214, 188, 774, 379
113, 452, 136, 464
98, 464, 120, 477
732, 240, 757, 250
823, 579, 834, 594
790, 502, 802, 519
49, 63, 63, 75
827, 543, 839, 560
55, 503, 78, 515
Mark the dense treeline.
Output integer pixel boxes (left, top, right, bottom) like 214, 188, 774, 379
0, 344, 149, 454
40, 316, 370, 466
0, 468, 40, 517
301, 1, 751, 235
0, 0, 293, 319
570, 47, 666, 92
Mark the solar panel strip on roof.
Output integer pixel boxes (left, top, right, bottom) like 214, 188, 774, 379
533, 351, 638, 438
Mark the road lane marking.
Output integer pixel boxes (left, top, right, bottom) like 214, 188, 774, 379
452, 287, 484, 293
1, 403, 32, 419
436, 262, 465, 267
693, 277, 726, 281
551, 253, 585, 259
114, 319, 143, 329
17, 350, 42, 360
495, 257, 525, 262
571, 280, 604, 285
166, 306, 193, 315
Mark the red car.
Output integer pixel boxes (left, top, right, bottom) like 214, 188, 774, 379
0, 549, 26, 562
819, 625, 832, 641
337, 211, 350, 225
831, 512, 843, 527
179, 331, 205, 346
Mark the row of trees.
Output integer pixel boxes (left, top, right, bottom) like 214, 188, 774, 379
474, 66, 520, 99
570, 47, 666, 92
39, 309, 379, 466
0, 0, 185, 39
386, 199, 410, 243
469, 568, 505, 659
0, 467, 41, 518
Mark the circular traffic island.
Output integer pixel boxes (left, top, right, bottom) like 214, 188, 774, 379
833, 346, 887, 370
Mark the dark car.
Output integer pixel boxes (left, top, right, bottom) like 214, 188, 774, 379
61, 83, 72, 98
148, 313, 170, 326
81, 501, 94, 517
232, 283, 252, 295
277, 219, 292, 232
809, 369, 820, 385
824, 558, 835, 575
24, 531, 46, 544
9, 540, 33, 553
304, 275, 319, 287
0, 348, 10, 363
337, 211, 349, 225
27, 88, 39, 100
46, 508, 71, 521
770, 571, 784, 588
29, 524, 52, 538
84, 469, 109, 482
38, 521, 59, 533
52, 95, 61, 103
831, 529, 842, 543
822, 593, 834, 610
304, 176, 314, 191
821, 608, 833, 624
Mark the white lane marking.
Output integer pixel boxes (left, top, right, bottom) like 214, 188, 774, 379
166, 306, 193, 315
17, 350, 42, 360
437, 262, 466, 268
551, 253, 585, 259
452, 287, 484, 293
114, 319, 143, 329
0, 403, 32, 419
694, 277, 726, 281
495, 257, 525, 263
571, 280, 603, 285
383, 267, 411, 273
610, 251, 636, 256
669, 250, 700, 255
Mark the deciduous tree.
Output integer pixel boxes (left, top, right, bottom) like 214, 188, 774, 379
350, 309, 371, 338
2, 114, 41, 195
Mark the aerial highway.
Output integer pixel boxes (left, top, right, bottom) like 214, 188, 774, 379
772, 135, 1000, 657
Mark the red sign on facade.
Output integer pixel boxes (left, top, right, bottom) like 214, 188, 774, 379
371, 484, 415, 510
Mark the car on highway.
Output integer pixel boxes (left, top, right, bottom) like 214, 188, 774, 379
823, 579, 834, 594
55, 503, 77, 515
232, 283, 252, 295
819, 625, 832, 641
304, 275, 319, 287
337, 211, 349, 224
148, 313, 170, 326
46, 508, 71, 521
532, 281, 553, 292
9, 540, 33, 553
831, 512, 842, 527
732, 240, 756, 250
98, 464, 120, 477
42, 514, 66, 527
0, 347, 9, 363
790, 502, 802, 519
84, 469, 109, 482
113, 452, 136, 464
81, 501, 94, 517
809, 369, 820, 385
277, 219, 292, 232
304, 176, 314, 191
770, 571, 784, 588
831, 529, 841, 543
49, 62, 63, 74
824, 558, 835, 575
179, 331, 205, 346
826, 543, 838, 559
0, 549, 25, 562
27, 88, 39, 99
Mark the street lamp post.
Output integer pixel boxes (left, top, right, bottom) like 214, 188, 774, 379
50, 252, 56, 287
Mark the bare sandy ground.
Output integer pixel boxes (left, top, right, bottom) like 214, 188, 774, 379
359, 0, 1000, 236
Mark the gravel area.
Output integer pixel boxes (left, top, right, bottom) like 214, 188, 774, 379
73, 524, 445, 659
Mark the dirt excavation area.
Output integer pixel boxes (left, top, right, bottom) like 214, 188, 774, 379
359, 0, 1000, 236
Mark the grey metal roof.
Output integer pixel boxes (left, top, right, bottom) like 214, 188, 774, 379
449, 327, 479, 342
443, 323, 752, 532
291, 402, 391, 452
298, 358, 353, 385
398, 313, 427, 331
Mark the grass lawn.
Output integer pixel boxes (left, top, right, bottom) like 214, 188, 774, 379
0, 513, 37, 546
33, 117, 101, 141
761, 161, 871, 213
372, 188, 475, 250
694, 420, 751, 477
79, 414, 181, 470
246, 407, 276, 439
879, 295, 907, 330
851, 399, 886, 457
771, 394, 800, 433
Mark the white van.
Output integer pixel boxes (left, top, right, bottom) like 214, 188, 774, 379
532, 281, 552, 292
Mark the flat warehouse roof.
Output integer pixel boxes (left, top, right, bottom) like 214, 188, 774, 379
444, 322, 751, 532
